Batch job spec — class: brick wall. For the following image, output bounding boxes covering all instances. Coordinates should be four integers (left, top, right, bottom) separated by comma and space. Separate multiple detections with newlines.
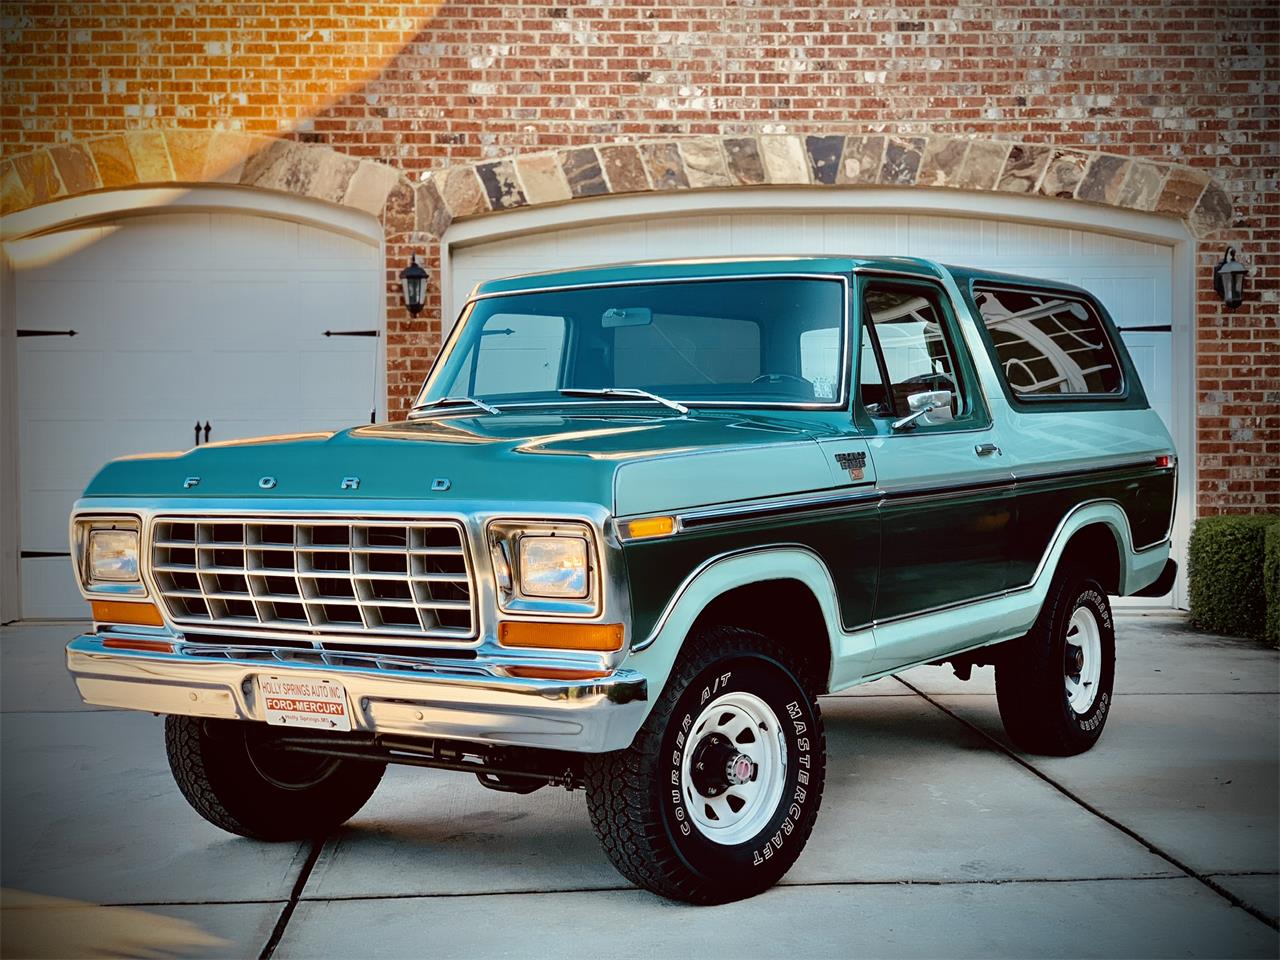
1, 1, 1276, 511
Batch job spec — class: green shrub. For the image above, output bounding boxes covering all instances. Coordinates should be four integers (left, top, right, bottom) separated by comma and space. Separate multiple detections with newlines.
1265, 522, 1280, 647
1187, 514, 1279, 639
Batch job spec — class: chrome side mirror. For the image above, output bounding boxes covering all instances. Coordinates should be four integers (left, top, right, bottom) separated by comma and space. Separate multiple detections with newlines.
892, 390, 953, 431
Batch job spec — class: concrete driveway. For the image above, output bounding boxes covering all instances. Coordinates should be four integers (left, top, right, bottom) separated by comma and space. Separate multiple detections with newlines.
2, 614, 1277, 958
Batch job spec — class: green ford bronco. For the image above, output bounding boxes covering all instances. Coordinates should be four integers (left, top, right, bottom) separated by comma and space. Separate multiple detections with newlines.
66, 256, 1177, 904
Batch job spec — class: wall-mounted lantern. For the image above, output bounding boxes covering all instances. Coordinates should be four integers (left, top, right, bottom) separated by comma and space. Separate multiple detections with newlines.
400, 253, 429, 317
1212, 247, 1247, 310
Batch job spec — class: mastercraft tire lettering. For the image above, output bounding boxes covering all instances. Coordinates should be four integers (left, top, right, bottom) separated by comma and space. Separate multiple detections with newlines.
585, 626, 826, 904
995, 568, 1118, 756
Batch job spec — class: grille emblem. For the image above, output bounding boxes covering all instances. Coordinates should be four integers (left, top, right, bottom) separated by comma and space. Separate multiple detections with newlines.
340, 477, 360, 490
259, 477, 277, 489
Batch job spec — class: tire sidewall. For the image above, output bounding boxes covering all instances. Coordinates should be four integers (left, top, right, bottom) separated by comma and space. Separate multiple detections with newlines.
656, 654, 822, 884
1051, 578, 1116, 742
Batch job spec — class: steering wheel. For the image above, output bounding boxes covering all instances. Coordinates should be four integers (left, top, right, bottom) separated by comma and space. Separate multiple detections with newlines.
901, 372, 954, 388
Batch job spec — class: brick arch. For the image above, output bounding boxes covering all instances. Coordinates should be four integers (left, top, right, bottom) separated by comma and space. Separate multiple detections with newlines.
0, 129, 415, 229
416, 133, 1233, 239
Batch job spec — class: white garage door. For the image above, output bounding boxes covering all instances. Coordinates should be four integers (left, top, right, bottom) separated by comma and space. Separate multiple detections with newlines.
449, 210, 1180, 605
10, 208, 382, 618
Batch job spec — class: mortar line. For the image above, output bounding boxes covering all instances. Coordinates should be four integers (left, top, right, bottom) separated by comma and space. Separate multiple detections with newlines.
894, 675, 1279, 932
259, 837, 325, 959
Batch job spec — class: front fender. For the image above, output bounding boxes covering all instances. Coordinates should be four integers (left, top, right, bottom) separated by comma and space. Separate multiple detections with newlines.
620, 546, 869, 715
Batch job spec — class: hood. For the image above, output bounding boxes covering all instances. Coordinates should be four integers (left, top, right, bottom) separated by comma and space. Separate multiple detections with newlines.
83, 410, 843, 514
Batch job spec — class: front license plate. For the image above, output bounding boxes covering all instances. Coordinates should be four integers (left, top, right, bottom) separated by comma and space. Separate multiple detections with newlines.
259, 676, 352, 731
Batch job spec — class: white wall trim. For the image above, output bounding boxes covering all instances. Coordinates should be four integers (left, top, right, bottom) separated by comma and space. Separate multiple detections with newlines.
0, 248, 19, 622
0, 185, 386, 246
440, 186, 1197, 609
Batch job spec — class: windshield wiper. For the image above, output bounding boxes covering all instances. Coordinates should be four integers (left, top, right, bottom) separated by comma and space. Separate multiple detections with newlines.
409, 395, 501, 418
560, 388, 689, 415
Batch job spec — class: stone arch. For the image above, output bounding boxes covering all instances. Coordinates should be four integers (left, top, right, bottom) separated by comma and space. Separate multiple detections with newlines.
415, 134, 1233, 240
0, 129, 415, 231
3, 130, 1234, 240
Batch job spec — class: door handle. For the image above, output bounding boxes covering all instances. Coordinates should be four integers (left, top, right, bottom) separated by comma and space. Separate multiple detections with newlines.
975, 442, 1001, 457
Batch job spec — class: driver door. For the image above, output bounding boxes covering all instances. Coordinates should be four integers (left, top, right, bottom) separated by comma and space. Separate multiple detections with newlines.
857, 277, 1015, 671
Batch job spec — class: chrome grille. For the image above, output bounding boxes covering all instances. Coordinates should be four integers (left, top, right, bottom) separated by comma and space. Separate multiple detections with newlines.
149, 518, 475, 642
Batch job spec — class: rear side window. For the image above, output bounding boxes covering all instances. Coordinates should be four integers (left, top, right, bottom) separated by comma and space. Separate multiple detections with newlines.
972, 284, 1123, 397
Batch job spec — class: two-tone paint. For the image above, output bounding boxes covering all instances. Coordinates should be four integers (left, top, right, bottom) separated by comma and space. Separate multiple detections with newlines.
64, 255, 1176, 753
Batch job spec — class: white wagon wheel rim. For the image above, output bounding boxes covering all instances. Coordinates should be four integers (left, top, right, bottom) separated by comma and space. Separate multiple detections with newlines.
1064, 605, 1103, 714
679, 690, 788, 846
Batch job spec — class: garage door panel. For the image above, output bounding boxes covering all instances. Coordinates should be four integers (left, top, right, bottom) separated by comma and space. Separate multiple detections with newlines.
88, 214, 213, 267
728, 214, 825, 253
906, 215, 1001, 259
820, 212, 903, 252
19, 418, 191, 549
293, 277, 381, 320
996, 220, 1073, 256
1078, 274, 1172, 330
643, 214, 728, 257
14, 206, 381, 617
298, 222, 380, 262
20, 347, 209, 419
299, 350, 379, 414
208, 212, 296, 265
19, 558, 82, 620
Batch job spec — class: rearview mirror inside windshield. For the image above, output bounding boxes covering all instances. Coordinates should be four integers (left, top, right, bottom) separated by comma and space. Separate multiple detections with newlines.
601, 306, 653, 328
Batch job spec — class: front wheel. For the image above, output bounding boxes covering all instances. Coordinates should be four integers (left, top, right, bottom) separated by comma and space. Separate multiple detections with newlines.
995, 567, 1117, 756
165, 716, 385, 840
585, 626, 825, 904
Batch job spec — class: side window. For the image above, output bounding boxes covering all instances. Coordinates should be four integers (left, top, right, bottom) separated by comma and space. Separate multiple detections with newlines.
972, 285, 1123, 397
859, 282, 962, 420
469, 313, 567, 395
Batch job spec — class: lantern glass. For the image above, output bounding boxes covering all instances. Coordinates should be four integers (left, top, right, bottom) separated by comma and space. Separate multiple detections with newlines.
1223, 265, 1244, 307
399, 253, 429, 316
402, 274, 425, 310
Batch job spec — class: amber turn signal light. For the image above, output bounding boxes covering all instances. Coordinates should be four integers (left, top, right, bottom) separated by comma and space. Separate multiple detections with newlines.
619, 515, 676, 540
91, 600, 166, 627
102, 637, 174, 653
498, 621, 625, 652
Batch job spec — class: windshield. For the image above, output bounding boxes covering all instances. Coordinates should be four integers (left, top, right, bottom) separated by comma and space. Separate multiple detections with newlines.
415, 276, 847, 411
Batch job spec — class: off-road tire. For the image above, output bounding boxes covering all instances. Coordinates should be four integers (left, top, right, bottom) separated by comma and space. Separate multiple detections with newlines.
584, 626, 826, 904
165, 716, 385, 840
995, 566, 1117, 756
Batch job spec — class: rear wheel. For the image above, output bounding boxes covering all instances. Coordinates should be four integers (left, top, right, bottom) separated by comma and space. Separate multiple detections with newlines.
995, 566, 1116, 755
165, 716, 385, 840
585, 626, 825, 904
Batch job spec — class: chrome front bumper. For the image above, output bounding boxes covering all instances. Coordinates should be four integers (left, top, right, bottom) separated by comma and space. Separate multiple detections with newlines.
66, 634, 648, 753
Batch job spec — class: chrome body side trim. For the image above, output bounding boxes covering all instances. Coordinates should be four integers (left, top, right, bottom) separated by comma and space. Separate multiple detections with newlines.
664, 455, 1169, 534
66, 633, 648, 753
676, 487, 880, 529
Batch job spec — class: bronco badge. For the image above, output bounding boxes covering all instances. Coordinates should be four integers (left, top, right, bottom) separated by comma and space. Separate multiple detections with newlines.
834, 451, 867, 481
